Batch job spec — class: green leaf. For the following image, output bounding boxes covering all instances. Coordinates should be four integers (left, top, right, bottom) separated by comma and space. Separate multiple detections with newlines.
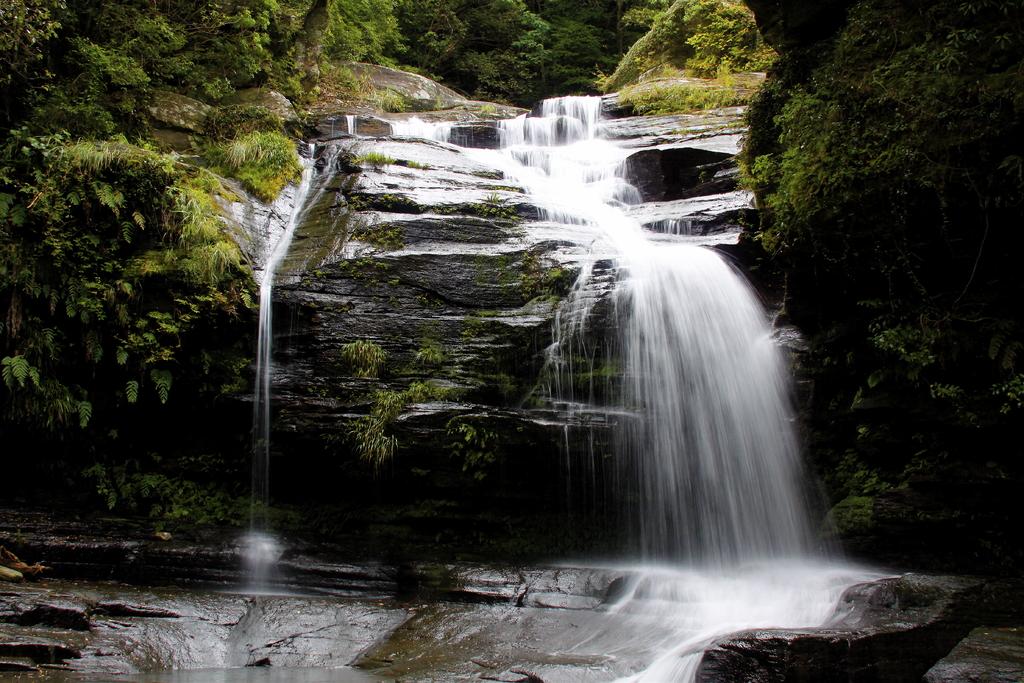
150, 369, 173, 404
125, 380, 139, 404
78, 400, 93, 428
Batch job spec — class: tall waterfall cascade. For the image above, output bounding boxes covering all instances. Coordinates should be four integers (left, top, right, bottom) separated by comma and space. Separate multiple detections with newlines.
386, 98, 875, 681
400, 97, 815, 562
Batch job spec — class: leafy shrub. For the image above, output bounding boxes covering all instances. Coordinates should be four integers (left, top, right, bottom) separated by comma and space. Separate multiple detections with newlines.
743, 0, 1024, 497
603, 0, 774, 92
204, 105, 283, 141
82, 463, 248, 526
339, 340, 387, 378
618, 79, 749, 114
0, 131, 252, 435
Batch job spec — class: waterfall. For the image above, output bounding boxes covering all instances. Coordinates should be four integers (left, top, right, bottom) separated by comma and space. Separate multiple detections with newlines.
491, 97, 813, 563
246, 142, 336, 588
251, 145, 315, 529
386, 97, 875, 681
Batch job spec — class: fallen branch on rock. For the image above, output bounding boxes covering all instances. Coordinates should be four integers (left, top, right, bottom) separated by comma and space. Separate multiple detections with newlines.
0, 546, 50, 577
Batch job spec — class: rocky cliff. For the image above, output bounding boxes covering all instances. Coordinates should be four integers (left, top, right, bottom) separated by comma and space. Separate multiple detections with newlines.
232, 97, 756, 556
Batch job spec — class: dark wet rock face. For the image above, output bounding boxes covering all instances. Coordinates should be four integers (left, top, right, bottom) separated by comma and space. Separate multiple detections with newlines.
925, 626, 1024, 683
696, 574, 1024, 683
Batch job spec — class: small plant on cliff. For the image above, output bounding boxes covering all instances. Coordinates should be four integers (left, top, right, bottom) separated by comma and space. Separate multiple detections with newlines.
370, 88, 409, 113
414, 339, 446, 368
354, 151, 396, 168
349, 382, 453, 471
339, 340, 387, 378
619, 80, 748, 115
446, 418, 500, 482
205, 131, 301, 202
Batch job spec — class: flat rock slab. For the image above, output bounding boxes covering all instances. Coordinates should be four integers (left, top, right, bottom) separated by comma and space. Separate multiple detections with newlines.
626, 190, 753, 236
925, 626, 1024, 683
0, 581, 407, 675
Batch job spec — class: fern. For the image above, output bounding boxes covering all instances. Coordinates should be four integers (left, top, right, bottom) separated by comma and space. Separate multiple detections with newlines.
150, 369, 173, 404
125, 380, 139, 403
93, 181, 125, 216
78, 400, 92, 428
1, 356, 40, 389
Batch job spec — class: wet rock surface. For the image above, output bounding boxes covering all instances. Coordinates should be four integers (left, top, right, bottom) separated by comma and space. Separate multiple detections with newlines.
0, 518, 1019, 683
924, 626, 1024, 683
0, 580, 405, 675
695, 574, 1024, 683
218, 102, 765, 548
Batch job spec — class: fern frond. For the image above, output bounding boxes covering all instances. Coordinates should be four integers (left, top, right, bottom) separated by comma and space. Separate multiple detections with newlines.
150, 368, 173, 404
78, 400, 92, 428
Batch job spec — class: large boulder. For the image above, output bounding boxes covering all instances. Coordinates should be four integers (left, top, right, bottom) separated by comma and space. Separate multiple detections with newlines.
345, 62, 469, 111
146, 91, 212, 132
222, 88, 299, 124
696, 574, 1024, 683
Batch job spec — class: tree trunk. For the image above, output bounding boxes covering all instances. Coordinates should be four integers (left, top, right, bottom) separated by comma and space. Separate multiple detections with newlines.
294, 0, 331, 91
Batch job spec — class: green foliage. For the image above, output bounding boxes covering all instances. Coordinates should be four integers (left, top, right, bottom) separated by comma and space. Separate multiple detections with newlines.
204, 131, 301, 202
603, 0, 773, 92
520, 251, 572, 303
394, 0, 656, 104
348, 381, 452, 471
323, 0, 402, 64
350, 221, 404, 250
368, 88, 410, 113
618, 78, 749, 114
414, 339, 446, 369
446, 417, 500, 481
339, 339, 387, 378
82, 463, 247, 526
9, 1, 285, 136
828, 495, 875, 536
354, 152, 397, 168
0, 129, 253, 437
204, 105, 284, 141
744, 0, 1024, 495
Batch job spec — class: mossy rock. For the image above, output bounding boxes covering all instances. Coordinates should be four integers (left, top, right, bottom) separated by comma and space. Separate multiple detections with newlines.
147, 91, 212, 133
828, 495, 875, 536
222, 88, 299, 124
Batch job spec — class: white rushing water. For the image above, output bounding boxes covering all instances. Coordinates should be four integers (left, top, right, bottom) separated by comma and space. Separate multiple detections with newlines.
251, 145, 315, 529
394, 97, 878, 680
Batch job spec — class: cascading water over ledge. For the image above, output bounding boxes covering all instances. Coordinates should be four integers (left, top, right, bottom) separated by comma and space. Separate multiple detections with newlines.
379, 95, 878, 680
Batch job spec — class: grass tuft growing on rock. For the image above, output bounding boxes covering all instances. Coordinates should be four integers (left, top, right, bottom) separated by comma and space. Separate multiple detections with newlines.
619, 78, 750, 115
354, 151, 396, 168
339, 340, 387, 378
205, 131, 301, 202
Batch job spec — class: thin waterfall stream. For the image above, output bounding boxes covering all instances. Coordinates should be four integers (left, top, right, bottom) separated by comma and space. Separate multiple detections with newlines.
244, 144, 318, 588
393, 97, 878, 681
